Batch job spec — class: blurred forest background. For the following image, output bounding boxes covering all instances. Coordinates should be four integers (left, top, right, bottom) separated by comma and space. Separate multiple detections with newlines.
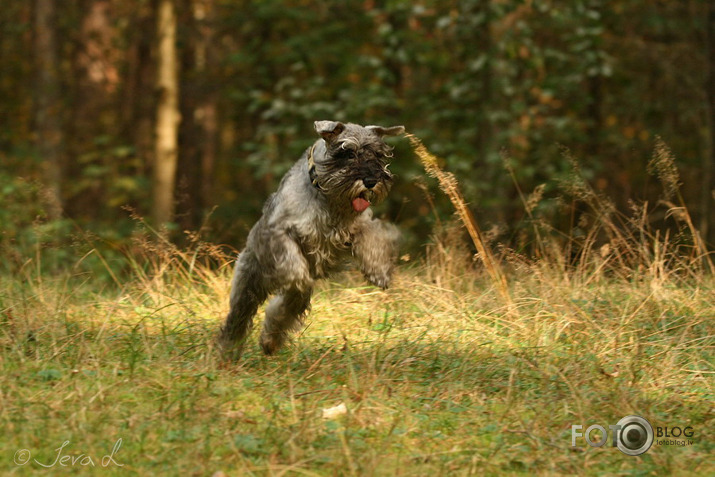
1, 0, 714, 267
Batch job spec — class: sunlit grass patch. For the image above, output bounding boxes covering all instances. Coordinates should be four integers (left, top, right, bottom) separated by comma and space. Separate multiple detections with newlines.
2, 245, 712, 475
2, 136, 713, 474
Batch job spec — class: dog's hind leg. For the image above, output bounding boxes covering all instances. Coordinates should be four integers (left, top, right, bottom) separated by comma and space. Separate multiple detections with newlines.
260, 287, 312, 355
217, 250, 268, 361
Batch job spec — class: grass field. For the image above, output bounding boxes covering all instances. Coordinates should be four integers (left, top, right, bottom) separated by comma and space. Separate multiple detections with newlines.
1, 232, 712, 476
3, 139, 713, 475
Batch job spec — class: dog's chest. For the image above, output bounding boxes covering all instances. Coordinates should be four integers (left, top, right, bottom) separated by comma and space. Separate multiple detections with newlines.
289, 221, 354, 278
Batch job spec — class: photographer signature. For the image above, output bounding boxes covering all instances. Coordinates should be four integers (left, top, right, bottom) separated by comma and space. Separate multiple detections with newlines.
14, 438, 124, 468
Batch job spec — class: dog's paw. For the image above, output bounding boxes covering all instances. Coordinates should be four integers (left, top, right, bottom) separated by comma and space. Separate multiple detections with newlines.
365, 272, 391, 290
259, 332, 286, 356
215, 334, 246, 363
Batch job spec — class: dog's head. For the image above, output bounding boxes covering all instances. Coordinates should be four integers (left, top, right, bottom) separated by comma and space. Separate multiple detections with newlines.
311, 121, 404, 214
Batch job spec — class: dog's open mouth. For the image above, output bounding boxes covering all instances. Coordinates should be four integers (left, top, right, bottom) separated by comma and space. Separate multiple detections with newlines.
351, 192, 372, 213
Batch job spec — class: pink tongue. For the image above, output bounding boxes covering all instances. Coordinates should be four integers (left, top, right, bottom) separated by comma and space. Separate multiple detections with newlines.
352, 197, 370, 212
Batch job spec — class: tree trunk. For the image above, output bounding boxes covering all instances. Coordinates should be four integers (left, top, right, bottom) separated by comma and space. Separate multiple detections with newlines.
199, 97, 218, 213
34, 0, 64, 220
197, 0, 218, 216
153, 0, 181, 227
177, 0, 200, 231
66, 0, 118, 219
175, 0, 218, 232
123, 4, 155, 180
704, 2, 715, 247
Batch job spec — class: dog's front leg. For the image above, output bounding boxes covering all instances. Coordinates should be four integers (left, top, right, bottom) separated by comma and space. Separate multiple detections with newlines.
351, 214, 400, 289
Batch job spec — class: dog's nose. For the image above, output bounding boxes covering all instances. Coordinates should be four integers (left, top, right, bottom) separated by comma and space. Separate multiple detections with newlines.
363, 178, 378, 189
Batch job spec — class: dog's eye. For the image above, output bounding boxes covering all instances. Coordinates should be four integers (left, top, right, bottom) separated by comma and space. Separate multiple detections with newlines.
335, 149, 357, 161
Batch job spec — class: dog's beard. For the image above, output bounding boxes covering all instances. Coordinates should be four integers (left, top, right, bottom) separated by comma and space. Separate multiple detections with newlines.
319, 173, 392, 214
345, 180, 390, 213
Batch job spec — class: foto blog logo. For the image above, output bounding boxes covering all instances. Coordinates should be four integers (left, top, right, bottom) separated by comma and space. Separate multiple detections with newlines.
571, 415, 654, 456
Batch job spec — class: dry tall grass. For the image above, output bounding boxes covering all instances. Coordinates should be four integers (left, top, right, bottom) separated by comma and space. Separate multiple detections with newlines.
1, 137, 712, 475
407, 133, 510, 304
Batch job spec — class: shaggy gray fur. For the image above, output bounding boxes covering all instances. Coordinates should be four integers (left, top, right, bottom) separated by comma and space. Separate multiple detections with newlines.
217, 121, 404, 360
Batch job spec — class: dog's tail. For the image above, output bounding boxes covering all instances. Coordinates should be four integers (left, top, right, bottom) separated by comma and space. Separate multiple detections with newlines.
217, 250, 267, 361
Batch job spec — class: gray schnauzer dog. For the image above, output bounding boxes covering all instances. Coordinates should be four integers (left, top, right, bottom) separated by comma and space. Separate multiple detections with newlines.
217, 120, 404, 360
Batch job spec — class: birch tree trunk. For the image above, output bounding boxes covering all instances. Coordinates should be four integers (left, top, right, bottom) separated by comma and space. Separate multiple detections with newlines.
153, 0, 180, 226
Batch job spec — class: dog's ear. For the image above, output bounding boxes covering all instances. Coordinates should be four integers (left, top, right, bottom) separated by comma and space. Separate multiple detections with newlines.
314, 121, 345, 142
366, 125, 405, 137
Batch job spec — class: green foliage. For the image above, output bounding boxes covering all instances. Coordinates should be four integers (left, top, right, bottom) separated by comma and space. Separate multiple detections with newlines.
0, 0, 712, 251
212, 0, 711, 248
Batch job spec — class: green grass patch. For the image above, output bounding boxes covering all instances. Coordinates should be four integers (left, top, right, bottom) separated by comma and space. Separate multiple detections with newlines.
1, 248, 713, 476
